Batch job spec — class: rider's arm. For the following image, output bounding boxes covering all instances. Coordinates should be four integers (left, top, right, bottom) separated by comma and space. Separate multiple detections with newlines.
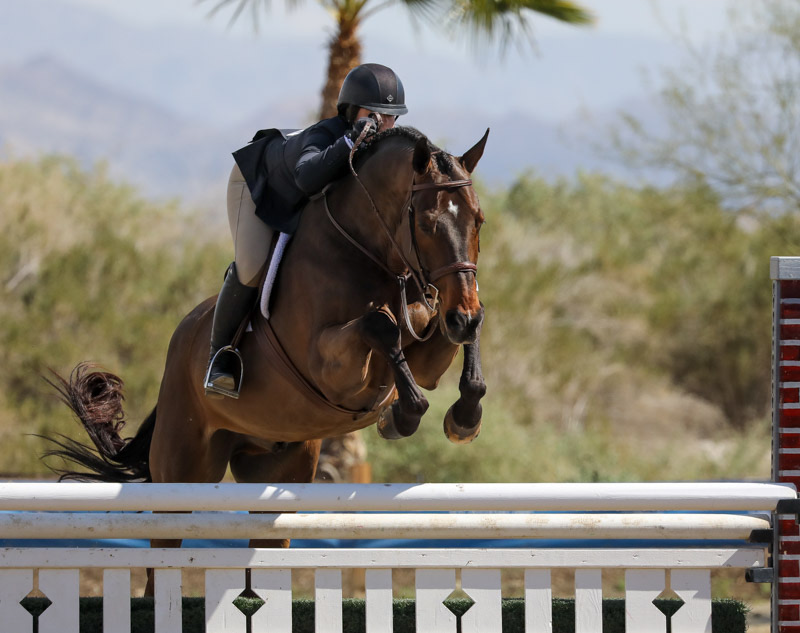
293, 127, 351, 196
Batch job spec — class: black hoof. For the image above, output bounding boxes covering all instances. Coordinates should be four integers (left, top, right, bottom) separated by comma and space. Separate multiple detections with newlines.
443, 403, 481, 444
376, 402, 421, 440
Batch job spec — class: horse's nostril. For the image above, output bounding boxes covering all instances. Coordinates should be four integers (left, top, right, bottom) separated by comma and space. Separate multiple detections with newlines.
446, 310, 468, 333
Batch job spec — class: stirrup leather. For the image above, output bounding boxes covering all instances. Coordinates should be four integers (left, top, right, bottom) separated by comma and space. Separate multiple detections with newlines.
204, 345, 244, 399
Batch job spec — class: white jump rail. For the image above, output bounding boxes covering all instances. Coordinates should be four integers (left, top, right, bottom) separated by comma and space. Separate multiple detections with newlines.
0, 480, 793, 511
1, 256, 800, 633
0, 481, 785, 633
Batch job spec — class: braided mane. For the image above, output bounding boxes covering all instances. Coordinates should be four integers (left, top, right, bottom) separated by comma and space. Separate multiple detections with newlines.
354, 125, 456, 176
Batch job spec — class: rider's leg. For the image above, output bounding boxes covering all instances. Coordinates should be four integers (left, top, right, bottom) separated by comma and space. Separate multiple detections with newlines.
204, 165, 272, 398
227, 164, 274, 287
205, 262, 259, 396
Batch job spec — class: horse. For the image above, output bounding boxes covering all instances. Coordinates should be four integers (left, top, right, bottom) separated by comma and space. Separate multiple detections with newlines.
46, 126, 489, 592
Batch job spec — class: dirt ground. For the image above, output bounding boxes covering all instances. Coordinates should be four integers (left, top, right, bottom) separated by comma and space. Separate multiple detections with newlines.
747, 601, 771, 633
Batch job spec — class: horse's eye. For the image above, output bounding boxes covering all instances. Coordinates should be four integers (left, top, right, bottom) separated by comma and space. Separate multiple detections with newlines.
417, 211, 437, 235
419, 219, 436, 235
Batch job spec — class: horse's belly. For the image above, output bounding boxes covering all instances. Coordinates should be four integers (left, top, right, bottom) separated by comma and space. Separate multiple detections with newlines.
223, 352, 391, 442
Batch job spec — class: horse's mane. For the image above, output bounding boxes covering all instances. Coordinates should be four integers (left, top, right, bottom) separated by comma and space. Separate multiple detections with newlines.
354, 126, 457, 176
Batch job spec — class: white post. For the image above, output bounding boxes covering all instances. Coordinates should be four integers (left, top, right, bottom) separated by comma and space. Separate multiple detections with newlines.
205, 569, 246, 633
0, 569, 33, 633
460, 569, 502, 633
251, 569, 292, 633
154, 569, 182, 633
38, 569, 79, 633
625, 569, 666, 633
670, 569, 712, 633
365, 569, 393, 633
574, 570, 603, 633
103, 569, 131, 633
524, 569, 552, 633
315, 568, 343, 633
415, 569, 457, 633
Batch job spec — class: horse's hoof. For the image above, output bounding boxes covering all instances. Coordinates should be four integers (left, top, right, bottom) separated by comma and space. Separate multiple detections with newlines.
377, 408, 405, 440
443, 405, 481, 444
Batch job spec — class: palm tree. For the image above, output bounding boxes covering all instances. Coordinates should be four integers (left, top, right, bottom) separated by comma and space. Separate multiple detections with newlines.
203, 0, 594, 118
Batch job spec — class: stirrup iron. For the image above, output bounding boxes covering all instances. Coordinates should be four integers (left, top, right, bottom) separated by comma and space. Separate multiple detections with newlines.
204, 345, 245, 399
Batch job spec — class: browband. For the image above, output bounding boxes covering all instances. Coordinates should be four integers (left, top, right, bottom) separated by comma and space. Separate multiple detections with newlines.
411, 179, 473, 192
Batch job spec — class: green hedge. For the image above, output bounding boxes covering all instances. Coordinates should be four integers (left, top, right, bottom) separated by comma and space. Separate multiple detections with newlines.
22, 597, 747, 632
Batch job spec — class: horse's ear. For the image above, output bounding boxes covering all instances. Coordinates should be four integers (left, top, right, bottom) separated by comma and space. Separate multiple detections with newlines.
413, 137, 432, 174
459, 128, 490, 173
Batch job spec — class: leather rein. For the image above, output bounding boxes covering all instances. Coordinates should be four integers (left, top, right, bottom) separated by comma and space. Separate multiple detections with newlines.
322, 129, 477, 342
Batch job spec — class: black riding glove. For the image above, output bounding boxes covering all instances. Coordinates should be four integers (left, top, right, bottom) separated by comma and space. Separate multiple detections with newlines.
347, 117, 377, 143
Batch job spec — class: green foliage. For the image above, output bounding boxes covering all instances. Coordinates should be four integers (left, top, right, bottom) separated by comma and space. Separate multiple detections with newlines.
0, 155, 788, 482
369, 170, 784, 483
0, 156, 230, 474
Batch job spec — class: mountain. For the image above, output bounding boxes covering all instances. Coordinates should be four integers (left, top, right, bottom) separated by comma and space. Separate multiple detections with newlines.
0, 56, 237, 205
0, 0, 327, 128
1, 55, 621, 208
0, 0, 674, 205
1, 0, 677, 131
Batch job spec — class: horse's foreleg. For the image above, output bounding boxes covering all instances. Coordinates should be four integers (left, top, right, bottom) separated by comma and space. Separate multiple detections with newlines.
443, 316, 486, 444
360, 307, 429, 439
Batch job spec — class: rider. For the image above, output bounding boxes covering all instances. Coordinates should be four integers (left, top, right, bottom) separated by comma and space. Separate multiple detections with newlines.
204, 62, 408, 399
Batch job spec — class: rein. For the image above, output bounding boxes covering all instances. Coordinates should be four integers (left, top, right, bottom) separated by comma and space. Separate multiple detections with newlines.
323, 128, 477, 342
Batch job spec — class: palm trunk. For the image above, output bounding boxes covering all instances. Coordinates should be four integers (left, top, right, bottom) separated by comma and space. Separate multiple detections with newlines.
319, 15, 362, 119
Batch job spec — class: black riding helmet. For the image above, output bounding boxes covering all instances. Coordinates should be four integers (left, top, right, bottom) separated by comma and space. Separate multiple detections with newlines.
337, 63, 408, 116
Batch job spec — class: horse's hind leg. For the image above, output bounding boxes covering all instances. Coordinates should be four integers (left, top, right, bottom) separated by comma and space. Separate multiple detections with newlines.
229, 439, 322, 548
143, 405, 232, 596
229, 440, 321, 597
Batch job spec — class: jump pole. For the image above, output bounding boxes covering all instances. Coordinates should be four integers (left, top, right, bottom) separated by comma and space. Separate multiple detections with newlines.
772, 257, 800, 633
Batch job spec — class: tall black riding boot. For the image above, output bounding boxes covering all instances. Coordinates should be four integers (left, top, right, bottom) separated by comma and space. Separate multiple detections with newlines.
204, 263, 259, 399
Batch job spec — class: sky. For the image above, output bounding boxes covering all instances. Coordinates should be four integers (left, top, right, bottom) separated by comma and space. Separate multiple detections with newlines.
0, 0, 747, 198
58, 0, 736, 123
70, 0, 731, 41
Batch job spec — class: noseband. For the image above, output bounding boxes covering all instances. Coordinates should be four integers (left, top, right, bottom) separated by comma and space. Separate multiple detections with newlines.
321, 132, 478, 341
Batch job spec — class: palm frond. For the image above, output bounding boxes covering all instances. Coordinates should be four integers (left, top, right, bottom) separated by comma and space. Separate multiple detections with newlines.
401, 0, 593, 53
196, 0, 307, 29
516, 0, 594, 25
389, 0, 441, 23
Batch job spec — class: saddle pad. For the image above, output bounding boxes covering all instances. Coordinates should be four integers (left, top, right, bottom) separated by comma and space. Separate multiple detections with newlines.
260, 232, 292, 319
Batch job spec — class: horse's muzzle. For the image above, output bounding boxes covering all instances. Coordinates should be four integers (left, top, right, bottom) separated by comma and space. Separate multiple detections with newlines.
444, 307, 483, 344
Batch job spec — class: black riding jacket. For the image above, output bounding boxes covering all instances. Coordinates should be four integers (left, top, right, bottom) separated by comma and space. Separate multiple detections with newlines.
232, 115, 351, 234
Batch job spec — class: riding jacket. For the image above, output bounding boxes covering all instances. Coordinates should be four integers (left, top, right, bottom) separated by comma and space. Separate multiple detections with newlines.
233, 115, 351, 234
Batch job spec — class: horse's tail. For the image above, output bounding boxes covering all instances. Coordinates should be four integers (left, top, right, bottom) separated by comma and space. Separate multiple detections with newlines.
42, 362, 154, 482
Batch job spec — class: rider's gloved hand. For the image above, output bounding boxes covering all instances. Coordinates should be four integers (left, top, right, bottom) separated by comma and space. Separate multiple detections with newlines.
347, 117, 377, 143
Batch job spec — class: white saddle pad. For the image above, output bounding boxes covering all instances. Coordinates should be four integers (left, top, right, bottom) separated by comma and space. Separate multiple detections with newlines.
260, 232, 292, 320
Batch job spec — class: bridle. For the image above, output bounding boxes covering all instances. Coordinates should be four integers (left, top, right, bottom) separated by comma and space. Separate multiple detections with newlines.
321, 129, 478, 341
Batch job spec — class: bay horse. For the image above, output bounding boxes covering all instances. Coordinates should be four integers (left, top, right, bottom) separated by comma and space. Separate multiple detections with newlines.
46, 126, 488, 590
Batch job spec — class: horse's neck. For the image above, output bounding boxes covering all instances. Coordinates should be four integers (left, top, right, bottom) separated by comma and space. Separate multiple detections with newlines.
338, 150, 412, 245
